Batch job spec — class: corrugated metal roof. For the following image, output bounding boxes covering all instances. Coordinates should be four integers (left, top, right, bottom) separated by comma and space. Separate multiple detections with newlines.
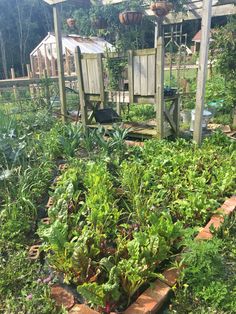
30, 33, 113, 58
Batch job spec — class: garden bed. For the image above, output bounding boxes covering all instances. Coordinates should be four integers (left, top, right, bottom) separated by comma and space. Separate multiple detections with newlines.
1, 113, 235, 313
49, 196, 236, 314
35, 128, 235, 313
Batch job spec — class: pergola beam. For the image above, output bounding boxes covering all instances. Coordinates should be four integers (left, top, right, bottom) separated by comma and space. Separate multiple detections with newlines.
103, 0, 236, 23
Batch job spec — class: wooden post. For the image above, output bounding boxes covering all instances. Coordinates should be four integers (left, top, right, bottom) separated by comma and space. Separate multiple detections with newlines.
44, 44, 51, 76
97, 53, 105, 109
233, 107, 236, 127
74, 47, 87, 125
27, 64, 33, 97
177, 24, 183, 87
155, 17, 165, 139
53, 4, 67, 122
50, 43, 56, 76
11, 67, 17, 100
193, 0, 213, 145
65, 48, 71, 76
169, 25, 174, 87
128, 50, 134, 104
30, 55, 35, 78
173, 96, 180, 137
37, 51, 43, 77
26, 64, 31, 79
11, 67, 15, 79
29, 84, 35, 99
44, 69, 51, 109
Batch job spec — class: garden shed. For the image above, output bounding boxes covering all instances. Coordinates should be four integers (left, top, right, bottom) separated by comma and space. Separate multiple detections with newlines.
192, 29, 215, 53
30, 32, 113, 77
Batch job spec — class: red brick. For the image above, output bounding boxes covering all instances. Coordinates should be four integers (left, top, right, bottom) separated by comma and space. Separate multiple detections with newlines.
162, 268, 180, 287
51, 285, 75, 310
195, 229, 213, 240
219, 196, 236, 215
58, 163, 68, 171
28, 245, 40, 260
69, 304, 99, 314
204, 215, 224, 233
125, 140, 145, 147
46, 197, 54, 208
124, 279, 171, 314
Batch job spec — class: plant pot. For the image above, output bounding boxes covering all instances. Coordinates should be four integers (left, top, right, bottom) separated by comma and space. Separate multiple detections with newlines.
67, 18, 76, 28
190, 109, 212, 132
92, 17, 108, 29
150, 1, 173, 17
181, 109, 191, 124
119, 11, 143, 26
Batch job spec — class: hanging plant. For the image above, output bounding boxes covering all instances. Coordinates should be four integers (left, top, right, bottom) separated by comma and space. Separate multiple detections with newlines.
150, 1, 173, 17
90, 0, 108, 30
149, 0, 187, 15
67, 18, 76, 28
91, 17, 108, 30
119, 0, 144, 26
119, 11, 143, 26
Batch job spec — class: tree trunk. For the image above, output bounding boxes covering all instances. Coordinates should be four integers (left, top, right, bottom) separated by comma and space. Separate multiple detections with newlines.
0, 31, 8, 79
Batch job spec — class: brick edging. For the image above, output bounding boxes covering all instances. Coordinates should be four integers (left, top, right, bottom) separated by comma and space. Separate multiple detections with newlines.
48, 168, 235, 314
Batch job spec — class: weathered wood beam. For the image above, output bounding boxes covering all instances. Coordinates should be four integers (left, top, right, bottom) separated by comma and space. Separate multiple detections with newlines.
193, 0, 213, 145
102, 0, 236, 22
53, 3, 67, 123
0, 76, 77, 88
148, 4, 236, 23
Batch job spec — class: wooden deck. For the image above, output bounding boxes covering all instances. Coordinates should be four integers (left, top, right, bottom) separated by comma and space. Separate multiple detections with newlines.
88, 121, 172, 139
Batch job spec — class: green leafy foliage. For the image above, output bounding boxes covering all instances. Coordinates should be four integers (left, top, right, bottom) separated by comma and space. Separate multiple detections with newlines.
167, 219, 236, 313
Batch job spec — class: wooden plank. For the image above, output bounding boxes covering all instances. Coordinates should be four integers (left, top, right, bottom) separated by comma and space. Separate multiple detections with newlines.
133, 56, 141, 95
44, 44, 50, 76
65, 48, 71, 76
140, 55, 148, 96
163, 3, 236, 23
134, 96, 155, 104
30, 56, 35, 78
147, 54, 155, 96
11, 68, 17, 100
93, 59, 100, 94
81, 59, 90, 93
50, 43, 56, 76
133, 48, 157, 56
87, 122, 172, 139
53, 4, 67, 123
155, 19, 165, 139
0, 75, 77, 88
173, 97, 180, 136
37, 50, 43, 77
164, 109, 177, 133
193, 0, 213, 144
128, 50, 134, 103
74, 46, 87, 126
81, 53, 97, 60
87, 58, 100, 94
26, 64, 31, 79
11, 68, 16, 79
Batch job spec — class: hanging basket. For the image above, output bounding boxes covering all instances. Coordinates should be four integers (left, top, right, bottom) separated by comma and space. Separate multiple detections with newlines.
150, 1, 173, 17
67, 18, 76, 28
119, 11, 143, 26
91, 17, 108, 30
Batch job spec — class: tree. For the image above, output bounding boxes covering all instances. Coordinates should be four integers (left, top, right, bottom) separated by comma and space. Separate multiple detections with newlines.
213, 17, 236, 125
